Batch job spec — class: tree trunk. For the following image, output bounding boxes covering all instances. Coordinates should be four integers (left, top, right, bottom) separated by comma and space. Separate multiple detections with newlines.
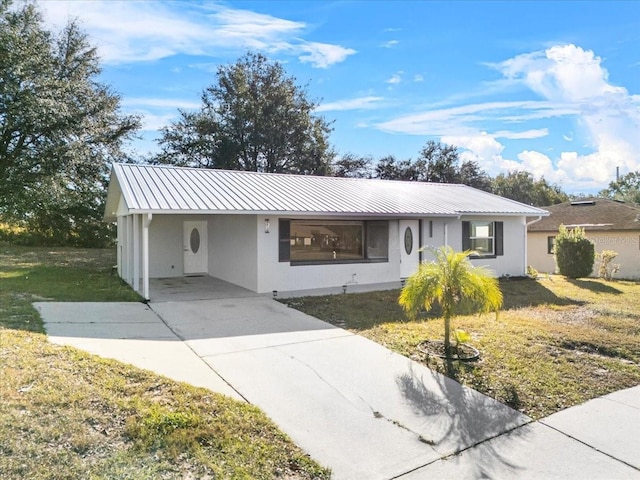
443, 313, 451, 355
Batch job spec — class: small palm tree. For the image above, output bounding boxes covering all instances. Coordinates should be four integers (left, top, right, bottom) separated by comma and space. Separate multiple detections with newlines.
399, 246, 503, 355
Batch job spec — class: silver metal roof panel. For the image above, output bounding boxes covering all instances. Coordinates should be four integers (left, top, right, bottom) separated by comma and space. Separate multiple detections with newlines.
105, 163, 549, 220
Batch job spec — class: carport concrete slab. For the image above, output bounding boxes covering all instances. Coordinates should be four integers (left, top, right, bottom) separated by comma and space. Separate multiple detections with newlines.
152, 297, 350, 356
400, 422, 640, 479
541, 385, 640, 470
36, 302, 243, 401
150, 276, 257, 302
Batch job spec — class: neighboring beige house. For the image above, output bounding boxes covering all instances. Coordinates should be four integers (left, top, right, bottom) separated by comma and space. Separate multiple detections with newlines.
528, 198, 640, 279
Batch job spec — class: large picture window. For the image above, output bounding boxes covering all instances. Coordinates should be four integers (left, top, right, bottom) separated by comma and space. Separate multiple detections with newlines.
462, 220, 503, 257
279, 219, 388, 264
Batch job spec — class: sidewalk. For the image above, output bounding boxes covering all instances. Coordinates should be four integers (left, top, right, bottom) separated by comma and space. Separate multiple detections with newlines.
400, 385, 640, 479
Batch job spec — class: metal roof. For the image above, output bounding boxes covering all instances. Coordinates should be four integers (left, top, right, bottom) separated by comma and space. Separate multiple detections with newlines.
104, 163, 549, 221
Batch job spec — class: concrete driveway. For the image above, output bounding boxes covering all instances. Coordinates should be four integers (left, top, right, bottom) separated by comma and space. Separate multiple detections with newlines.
36, 297, 640, 479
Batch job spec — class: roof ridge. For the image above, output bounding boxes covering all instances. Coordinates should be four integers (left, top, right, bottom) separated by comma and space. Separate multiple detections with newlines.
114, 162, 473, 188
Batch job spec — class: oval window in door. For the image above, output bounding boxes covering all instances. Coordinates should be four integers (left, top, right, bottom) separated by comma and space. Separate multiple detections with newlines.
190, 228, 200, 254
404, 227, 413, 255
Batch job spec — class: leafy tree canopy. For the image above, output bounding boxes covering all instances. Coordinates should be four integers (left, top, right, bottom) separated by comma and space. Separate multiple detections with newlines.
491, 171, 569, 207
371, 141, 492, 190
331, 153, 372, 178
155, 52, 334, 175
599, 171, 640, 204
0, 0, 140, 246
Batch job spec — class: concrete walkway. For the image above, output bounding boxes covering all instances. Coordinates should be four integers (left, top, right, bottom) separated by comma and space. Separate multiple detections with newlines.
36, 298, 640, 479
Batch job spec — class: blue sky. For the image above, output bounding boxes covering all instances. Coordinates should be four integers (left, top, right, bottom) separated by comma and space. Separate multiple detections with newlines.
40, 1, 640, 193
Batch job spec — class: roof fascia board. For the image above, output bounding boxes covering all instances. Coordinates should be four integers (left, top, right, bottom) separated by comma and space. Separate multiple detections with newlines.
123, 209, 547, 218
122, 209, 461, 218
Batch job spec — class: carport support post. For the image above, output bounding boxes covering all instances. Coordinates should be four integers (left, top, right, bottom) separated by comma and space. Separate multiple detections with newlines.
142, 213, 152, 301
133, 214, 140, 293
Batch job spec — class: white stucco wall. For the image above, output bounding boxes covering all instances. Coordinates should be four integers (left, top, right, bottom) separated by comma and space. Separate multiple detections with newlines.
139, 212, 531, 293
256, 216, 402, 293
209, 215, 258, 291
147, 214, 210, 277
458, 216, 528, 277
528, 230, 640, 279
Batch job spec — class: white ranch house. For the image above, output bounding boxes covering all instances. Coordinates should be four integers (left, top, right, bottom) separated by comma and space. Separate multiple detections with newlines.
104, 163, 549, 300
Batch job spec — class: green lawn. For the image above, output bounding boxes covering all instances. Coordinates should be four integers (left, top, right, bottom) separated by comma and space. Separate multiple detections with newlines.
281, 276, 640, 419
0, 244, 330, 479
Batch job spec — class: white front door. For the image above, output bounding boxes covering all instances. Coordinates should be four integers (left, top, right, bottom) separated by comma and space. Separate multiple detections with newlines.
183, 221, 208, 275
400, 220, 420, 278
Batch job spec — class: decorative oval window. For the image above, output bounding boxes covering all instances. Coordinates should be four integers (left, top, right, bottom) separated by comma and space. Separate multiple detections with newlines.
404, 227, 413, 255
190, 228, 200, 254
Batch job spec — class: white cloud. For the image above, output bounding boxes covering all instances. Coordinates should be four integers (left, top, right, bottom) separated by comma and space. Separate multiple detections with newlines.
376, 100, 573, 136
495, 45, 625, 102
386, 72, 403, 85
122, 98, 201, 110
413, 74, 424, 82
297, 42, 357, 69
380, 40, 399, 48
493, 129, 549, 140
316, 96, 384, 112
38, 1, 355, 68
494, 43, 640, 188
134, 112, 178, 132
378, 44, 640, 191
442, 133, 507, 173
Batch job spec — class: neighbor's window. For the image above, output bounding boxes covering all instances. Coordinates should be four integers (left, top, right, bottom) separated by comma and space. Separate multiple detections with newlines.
280, 220, 388, 264
462, 220, 504, 257
547, 236, 556, 254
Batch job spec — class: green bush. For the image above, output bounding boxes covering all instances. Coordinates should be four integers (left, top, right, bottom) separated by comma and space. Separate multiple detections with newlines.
554, 225, 595, 278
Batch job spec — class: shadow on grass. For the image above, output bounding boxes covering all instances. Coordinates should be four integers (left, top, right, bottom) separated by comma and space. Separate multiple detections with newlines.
567, 278, 624, 295
283, 278, 585, 332
499, 277, 579, 310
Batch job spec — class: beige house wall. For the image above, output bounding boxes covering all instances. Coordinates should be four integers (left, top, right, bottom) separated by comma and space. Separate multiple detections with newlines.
528, 230, 640, 279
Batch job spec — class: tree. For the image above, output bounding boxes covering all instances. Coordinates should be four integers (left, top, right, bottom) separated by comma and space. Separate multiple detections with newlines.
491, 171, 569, 206
399, 246, 503, 355
458, 160, 492, 191
0, 1, 140, 246
156, 52, 334, 175
599, 171, 640, 204
373, 141, 491, 190
554, 225, 595, 279
374, 155, 423, 181
331, 153, 372, 178
418, 140, 460, 183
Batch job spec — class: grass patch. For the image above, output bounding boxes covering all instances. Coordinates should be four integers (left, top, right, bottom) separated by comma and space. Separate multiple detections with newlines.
0, 244, 141, 332
0, 244, 330, 479
281, 276, 640, 419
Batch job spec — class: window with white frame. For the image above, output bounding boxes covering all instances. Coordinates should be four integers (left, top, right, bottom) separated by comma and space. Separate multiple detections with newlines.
462, 220, 504, 257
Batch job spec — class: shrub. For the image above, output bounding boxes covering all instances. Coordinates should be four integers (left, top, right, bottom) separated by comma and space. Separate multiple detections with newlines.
596, 250, 620, 280
554, 225, 595, 278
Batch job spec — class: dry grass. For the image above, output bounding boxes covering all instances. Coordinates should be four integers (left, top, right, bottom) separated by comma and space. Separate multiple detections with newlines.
0, 244, 330, 479
282, 276, 640, 419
